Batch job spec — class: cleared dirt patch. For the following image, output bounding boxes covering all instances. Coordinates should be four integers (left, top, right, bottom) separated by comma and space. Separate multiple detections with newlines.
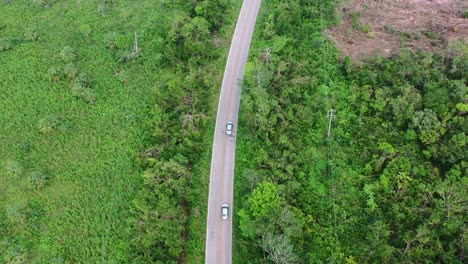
327, 0, 468, 58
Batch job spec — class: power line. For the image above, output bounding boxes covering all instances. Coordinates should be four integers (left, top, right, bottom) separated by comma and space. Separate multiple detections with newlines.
319, 0, 339, 261
327, 109, 338, 263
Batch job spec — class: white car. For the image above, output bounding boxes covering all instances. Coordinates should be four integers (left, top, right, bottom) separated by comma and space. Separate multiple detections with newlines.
221, 204, 229, 220
226, 122, 233, 135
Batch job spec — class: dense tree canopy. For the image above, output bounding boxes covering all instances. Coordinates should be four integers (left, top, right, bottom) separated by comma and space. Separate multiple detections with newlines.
235, 0, 467, 263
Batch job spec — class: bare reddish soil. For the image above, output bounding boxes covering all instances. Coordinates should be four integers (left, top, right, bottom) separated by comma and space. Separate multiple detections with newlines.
327, 0, 468, 58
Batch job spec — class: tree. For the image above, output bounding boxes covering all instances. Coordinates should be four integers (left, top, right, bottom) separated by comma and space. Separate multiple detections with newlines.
132, 159, 190, 263
411, 109, 443, 145
259, 233, 298, 264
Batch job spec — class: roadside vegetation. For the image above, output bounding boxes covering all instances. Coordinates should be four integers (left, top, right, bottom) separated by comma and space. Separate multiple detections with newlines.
1, 0, 237, 263
234, 0, 467, 263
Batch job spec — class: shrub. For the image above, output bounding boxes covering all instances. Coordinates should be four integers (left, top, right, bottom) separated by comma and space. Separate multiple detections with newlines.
32, 0, 55, 9
0, 38, 12, 52
72, 82, 95, 104
97, 3, 108, 17
117, 50, 140, 63
24, 198, 45, 224
97, 0, 115, 17
350, 12, 362, 30
24, 26, 39, 41
59, 46, 76, 62
104, 32, 118, 50
47, 67, 62, 82
28, 171, 50, 190
4, 160, 23, 178
37, 115, 60, 133
79, 24, 92, 37
77, 72, 92, 87
63, 63, 78, 79
114, 70, 129, 84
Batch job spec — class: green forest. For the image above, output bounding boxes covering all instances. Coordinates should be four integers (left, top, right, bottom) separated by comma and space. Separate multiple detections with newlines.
1, 0, 466, 263
234, 0, 467, 263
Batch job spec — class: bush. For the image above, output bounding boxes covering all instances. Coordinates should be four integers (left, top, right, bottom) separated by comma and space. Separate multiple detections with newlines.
63, 62, 78, 79
47, 67, 62, 82
72, 82, 95, 104
4, 160, 23, 178
37, 115, 60, 134
59, 46, 76, 62
24, 26, 39, 41
0, 38, 12, 52
32, 0, 55, 9
104, 32, 118, 50
28, 171, 50, 190
77, 72, 92, 87
79, 24, 92, 37
462, 9, 468, 19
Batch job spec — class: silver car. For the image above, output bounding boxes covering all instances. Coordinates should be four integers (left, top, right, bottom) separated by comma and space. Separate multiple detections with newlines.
221, 204, 229, 220
226, 122, 233, 135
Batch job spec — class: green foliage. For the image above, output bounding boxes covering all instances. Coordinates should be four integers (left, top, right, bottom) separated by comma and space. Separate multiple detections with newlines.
96, 0, 114, 18
349, 11, 365, 32
78, 24, 91, 37
0, 38, 12, 52
28, 171, 50, 190
132, 159, 189, 263
235, 0, 467, 263
384, 24, 423, 41
0, 0, 234, 262
37, 115, 60, 134
126, 0, 236, 262
411, 109, 442, 145
76, 72, 92, 87
2, 0, 464, 263
238, 181, 304, 262
63, 62, 77, 79
24, 26, 39, 41
59, 46, 76, 62
47, 67, 62, 82
167, 15, 213, 65
248, 182, 281, 218
71, 82, 95, 104
194, 0, 230, 31
104, 32, 118, 50
4, 160, 23, 179
32, 0, 56, 9
462, 9, 468, 19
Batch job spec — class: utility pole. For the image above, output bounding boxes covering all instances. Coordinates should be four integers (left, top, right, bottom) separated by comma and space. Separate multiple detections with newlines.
327, 109, 336, 138
327, 108, 338, 264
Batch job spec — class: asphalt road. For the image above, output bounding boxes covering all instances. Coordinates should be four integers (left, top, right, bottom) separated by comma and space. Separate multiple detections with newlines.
204, 0, 262, 263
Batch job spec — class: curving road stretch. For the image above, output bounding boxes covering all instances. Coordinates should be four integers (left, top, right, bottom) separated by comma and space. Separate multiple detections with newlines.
204, 0, 262, 263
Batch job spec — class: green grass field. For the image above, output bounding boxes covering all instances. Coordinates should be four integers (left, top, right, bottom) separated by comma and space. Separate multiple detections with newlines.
0, 1, 164, 262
